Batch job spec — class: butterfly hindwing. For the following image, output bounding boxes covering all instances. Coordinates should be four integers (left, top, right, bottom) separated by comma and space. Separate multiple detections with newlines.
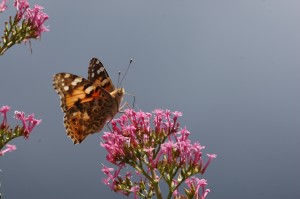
53, 73, 114, 144
62, 92, 115, 144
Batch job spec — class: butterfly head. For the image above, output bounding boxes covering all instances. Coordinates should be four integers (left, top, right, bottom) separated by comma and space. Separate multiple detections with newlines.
110, 87, 125, 105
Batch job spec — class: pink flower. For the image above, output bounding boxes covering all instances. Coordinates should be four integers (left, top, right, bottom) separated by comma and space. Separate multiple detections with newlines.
201, 153, 217, 173
14, 0, 29, 18
185, 177, 210, 199
26, 113, 42, 132
203, 189, 211, 199
0, 144, 17, 156
102, 165, 114, 177
14, 110, 42, 138
130, 185, 140, 199
6, 144, 16, 151
0, 105, 10, 128
14, 0, 49, 37
172, 110, 182, 126
0, 105, 10, 115
0, 0, 8, 12
26, 5, 49, 37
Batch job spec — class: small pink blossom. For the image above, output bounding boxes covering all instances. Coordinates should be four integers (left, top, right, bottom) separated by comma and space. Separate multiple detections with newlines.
0, 0, 8, 12
0, 105, 10, 115
14, 111, 26, 128
14, 0, 29, 18
102, 177, 111, 186
172, 110, 182, 126
0, 105, 10, 128
0, 144, 17, 156
102, 165, 114, 177
185, 177, 210, 199
6, 144, 16, 151
130, 185, 140, 199
203, 189, 211, 199
26, 5, 49, 37
26, 113, 42, 132
14, 0, 29, 11
201, 153, 217, 174
102, 165, 114, 172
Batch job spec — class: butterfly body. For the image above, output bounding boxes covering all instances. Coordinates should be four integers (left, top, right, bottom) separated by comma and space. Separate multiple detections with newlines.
53, 58, 124, 144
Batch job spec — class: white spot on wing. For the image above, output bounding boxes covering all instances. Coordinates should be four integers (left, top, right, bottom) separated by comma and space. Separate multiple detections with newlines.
84, 86, 94, 94
74, 77, 82, 82
64, 86, 69, 91
71, 77, 82, 86
64, 74, 70, 78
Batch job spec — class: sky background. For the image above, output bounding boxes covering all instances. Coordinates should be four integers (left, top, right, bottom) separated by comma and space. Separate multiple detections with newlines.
1, 0, 300, 198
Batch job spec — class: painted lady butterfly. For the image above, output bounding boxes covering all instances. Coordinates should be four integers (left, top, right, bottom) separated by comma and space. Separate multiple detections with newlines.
53, 58, 124, 144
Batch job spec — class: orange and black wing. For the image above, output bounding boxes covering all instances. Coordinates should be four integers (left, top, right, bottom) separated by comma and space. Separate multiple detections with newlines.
53, 73, 113, 144
88, 58, 115, 93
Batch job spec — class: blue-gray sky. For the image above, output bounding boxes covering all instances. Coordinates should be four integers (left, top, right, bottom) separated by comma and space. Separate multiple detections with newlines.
1, 0, 300, 198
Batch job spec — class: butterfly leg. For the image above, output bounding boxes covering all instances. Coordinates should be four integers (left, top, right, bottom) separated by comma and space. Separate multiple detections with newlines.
106, 120, 112, 132
118, 101, 133, 113
124, 92, 136, 109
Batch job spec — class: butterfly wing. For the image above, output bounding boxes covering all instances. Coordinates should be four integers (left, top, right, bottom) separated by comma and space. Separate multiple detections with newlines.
88, 58, 115, 92
53, 73, 115, 144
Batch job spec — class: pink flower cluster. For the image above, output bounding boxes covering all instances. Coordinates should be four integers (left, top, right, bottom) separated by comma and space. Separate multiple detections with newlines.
0, 0, 49, 55
101, 109, 216, 198
1, 0, 49, 37
0, 105, 41, 156
14, 110, 42, 138
14, 0, 49, 37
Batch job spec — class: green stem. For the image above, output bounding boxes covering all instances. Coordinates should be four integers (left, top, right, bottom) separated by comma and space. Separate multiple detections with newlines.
0, 127, 23, 151
150, 168, 163, 199
0, 16, 36, 55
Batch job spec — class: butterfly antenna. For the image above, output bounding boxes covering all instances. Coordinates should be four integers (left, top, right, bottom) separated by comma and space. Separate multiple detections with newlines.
120, 59, 133, 86
117, 71, 121, 88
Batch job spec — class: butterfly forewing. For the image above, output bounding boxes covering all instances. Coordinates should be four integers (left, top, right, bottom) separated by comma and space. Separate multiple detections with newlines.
88, 58, 115, 93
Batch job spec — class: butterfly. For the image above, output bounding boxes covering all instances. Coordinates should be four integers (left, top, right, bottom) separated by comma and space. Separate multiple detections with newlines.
53, 58, 125, 144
